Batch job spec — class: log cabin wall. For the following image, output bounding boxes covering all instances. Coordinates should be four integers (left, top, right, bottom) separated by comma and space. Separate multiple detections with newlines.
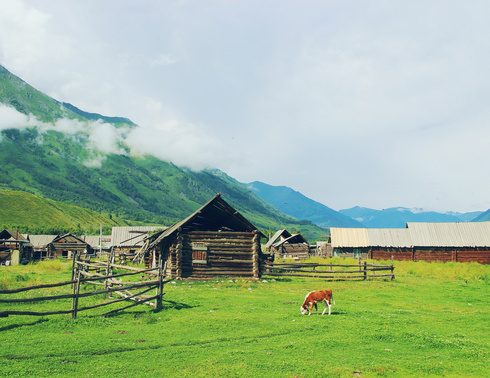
173, 230, 257, 279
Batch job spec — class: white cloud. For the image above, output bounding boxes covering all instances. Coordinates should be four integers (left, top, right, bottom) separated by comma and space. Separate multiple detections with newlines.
0, 104, 37, 130
1, 0, 489, 212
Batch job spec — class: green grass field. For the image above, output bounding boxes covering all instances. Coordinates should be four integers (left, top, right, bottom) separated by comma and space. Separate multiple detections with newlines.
0, 259, 488, 377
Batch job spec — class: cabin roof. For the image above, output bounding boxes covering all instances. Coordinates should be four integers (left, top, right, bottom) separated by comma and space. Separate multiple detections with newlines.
150, 193, 261, 248
0, 229, 30, 243
28, 235, 58, 248
264, 229, 292, 249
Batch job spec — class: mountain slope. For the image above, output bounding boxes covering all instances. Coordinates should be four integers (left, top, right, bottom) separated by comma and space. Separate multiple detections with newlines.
0, 64, 327, 241
0, 189, 129, 234
247, 181, 363, 228
473, 209, 490, 222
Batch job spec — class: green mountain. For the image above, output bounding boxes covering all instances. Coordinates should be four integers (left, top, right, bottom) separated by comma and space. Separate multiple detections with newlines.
247, 181, 362, 228
0, 64, 326, 241
473, 209, 490, 222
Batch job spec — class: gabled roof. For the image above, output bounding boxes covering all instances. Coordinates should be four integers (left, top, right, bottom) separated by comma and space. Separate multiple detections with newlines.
0, 229, 30, 243
29, 235, 58, 248
52, 233, 90, 245
272, 233, 309, 248
150, 193, 261, 248
265, 229, 292, 249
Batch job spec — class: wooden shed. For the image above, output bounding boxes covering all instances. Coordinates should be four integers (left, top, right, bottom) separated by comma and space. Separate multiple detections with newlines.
29, 233, 93, 260
145, 193, 266, 280
265, 229, 310, 260
0, 229, 32, 265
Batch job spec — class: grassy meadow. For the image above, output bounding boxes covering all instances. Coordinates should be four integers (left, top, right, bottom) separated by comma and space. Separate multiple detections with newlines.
0, 258, 488, 377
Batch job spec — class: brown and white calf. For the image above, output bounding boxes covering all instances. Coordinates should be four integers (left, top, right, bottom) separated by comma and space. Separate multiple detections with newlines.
300, 290, 335, 315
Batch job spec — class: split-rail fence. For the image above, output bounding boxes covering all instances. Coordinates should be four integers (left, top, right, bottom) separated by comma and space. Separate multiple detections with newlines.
261, 258, 394, 280
0, 252, 168, 319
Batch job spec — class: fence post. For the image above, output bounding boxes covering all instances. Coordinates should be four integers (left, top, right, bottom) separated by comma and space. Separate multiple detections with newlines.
72, 256, 81, 319
391, 256, 395, 280
363, 261, 367, 280
71, 251, 77, 285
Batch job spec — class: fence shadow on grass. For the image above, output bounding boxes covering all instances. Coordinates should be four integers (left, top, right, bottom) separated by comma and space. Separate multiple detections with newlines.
160, 300, 197, 311
0, 318, 49, 333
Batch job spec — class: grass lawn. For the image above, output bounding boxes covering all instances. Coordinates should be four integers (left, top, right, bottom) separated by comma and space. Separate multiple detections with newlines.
0, 259, 488, 377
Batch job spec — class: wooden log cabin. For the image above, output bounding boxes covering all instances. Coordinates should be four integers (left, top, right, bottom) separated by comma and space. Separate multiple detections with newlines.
144, 193, 267, 280
29, 233, 93, 260
265, 229, 310, 260
0, 229, 32, 265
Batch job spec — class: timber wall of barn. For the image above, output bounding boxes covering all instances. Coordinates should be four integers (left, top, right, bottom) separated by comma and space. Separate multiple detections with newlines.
369, 247, 490, 264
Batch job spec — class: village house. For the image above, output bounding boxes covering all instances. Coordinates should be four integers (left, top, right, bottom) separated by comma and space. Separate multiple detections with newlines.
144, 193, 267, 279
0, 229, 32, 265
264, 229, 310, 260
28, 233, 93, 260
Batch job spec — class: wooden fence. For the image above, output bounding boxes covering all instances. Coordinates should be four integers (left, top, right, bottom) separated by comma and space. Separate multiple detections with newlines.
261, 258, 394, 280
0, 252, 168, 319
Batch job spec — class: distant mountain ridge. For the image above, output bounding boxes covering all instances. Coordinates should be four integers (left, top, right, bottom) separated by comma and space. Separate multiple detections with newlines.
339, 206, 483, 228
246, 181, 362, 228
246, 181, 485, 229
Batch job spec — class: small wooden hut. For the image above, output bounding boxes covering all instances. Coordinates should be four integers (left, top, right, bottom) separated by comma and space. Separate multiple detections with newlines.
0, 229, 32, 265
145, 193, 266, 280
29, 233, 92, 260
265, 229, 310, 260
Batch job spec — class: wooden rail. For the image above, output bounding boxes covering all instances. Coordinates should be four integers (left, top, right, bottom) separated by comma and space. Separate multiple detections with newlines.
261, 258, 394, 280
0, 251, 167, 319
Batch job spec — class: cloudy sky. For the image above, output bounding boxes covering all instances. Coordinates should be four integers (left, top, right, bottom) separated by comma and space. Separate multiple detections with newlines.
1, 0, 489, 213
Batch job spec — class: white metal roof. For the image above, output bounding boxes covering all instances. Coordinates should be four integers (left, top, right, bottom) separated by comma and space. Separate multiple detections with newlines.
111, 226, 164, 247
367, 228, 413, 248
330, 222, 490, 248
29, 235, 58, 248
407, 222, 490, 247
80, 235, 112, 248
330, 228, 370, 248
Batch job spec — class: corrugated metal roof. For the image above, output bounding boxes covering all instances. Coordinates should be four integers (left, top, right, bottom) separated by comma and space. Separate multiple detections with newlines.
111, 226, 164, 247
330, 222, 490, 248
80, 235, 112, 248
407, 222, 490, 247
330, 228, 369, 248
368, 228, 413, 248
29, 235, 58, 248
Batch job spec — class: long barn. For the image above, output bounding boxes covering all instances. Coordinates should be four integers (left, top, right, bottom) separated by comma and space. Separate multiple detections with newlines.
328, 222, 490, 264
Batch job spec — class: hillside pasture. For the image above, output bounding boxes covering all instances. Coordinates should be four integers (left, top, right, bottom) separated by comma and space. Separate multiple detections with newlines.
0, 258, 488, 377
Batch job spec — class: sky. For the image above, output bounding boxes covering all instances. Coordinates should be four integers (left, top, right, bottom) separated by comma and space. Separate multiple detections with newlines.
0, 0, 489, 213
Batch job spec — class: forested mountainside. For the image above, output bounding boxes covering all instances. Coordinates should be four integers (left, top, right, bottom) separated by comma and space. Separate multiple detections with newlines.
0, 64, 326, 240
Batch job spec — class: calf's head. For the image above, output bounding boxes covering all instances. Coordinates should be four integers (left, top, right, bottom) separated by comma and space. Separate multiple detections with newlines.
300, 305, 309, 315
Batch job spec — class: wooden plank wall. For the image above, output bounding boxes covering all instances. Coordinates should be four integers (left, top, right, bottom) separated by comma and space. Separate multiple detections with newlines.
371, 248, 490, 264
180, 231, 256, 279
